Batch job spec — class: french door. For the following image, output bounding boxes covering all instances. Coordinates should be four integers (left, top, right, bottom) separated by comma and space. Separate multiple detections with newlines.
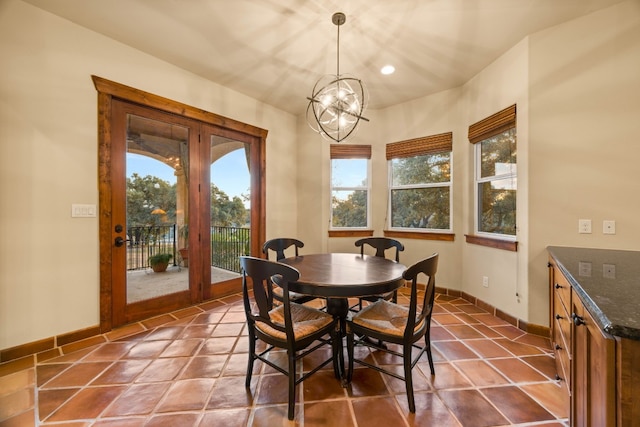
95, 76, 266, 330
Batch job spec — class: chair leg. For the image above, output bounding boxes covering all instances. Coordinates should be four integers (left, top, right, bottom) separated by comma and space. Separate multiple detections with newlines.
404, 344, 415, 413
331, 327, 342, 380
245, 330, 256, 387
346, 330, 355, 383
287, 353, 296, 420
425, 334, 435, 375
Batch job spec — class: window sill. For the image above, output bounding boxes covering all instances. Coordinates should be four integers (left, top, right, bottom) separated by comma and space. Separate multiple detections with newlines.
328, 229, 373, 238
465, 234, 517, 252
384, 230, 455, 241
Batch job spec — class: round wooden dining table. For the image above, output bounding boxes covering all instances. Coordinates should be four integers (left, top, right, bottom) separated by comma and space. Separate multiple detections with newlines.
280, 253, 406, 380
280, 252, 406, 300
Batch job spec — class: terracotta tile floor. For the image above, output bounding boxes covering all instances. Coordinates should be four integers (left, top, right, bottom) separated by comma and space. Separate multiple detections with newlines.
1, 291, 569, 426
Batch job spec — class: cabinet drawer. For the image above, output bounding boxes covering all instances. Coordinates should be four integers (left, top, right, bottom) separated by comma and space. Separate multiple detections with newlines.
552, 266, 571, 313
552, 310, 571, 388
553, 289, 572, 357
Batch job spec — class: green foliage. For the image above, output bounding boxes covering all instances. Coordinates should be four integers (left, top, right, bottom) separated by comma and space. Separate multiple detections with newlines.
126, 173, 249, 229
126, 173, 176, 227
211, 183, 248, 226
391, 154, 450, 186
478, 128, 517, 235
479, 183, 516, 235
148, 252, 173, 266
390, 153, 451, 230
479, 129, 516, 178
391, 187, 450, 229
332, 190, 367, 227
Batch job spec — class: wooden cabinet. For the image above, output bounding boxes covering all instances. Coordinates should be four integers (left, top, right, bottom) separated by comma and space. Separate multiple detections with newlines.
571, 289, 615, 426
550, 261, 572, 392
549, 256, 640, 426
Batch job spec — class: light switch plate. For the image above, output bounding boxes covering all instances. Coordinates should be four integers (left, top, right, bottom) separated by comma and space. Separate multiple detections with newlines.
71, 204, 96, 218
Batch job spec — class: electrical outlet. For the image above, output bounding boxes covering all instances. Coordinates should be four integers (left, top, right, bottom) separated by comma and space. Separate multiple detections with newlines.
603, 220, 616, 235
578, 219, 592, 234
603, 264, 616, 279
482, 276, 489, 287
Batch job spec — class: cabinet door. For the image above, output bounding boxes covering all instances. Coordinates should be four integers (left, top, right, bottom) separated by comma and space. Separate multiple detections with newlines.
572, 291, 615, 427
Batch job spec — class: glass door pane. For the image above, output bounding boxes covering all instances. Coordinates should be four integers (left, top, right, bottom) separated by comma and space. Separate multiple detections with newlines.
125, 114, 190, 302
209, 136, 249, 284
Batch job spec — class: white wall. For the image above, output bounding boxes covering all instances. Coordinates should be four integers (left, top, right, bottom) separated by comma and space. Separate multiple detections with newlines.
0, 0, 298, 349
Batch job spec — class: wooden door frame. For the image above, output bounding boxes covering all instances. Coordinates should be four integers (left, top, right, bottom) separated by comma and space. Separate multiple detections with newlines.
92, 75, 267, 332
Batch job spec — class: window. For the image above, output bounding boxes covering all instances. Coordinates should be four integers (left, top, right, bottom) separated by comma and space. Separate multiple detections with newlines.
330, 144, 371, 228
469, 105, 517, 238
386, 133, 452, 231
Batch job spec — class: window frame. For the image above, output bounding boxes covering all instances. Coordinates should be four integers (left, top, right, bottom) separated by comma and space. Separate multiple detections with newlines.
329, 144, 371, 230
469, 105, 517, 243
386, 132, 453, 234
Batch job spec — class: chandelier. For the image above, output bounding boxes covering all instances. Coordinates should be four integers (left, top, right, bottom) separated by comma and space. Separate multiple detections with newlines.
306, 12, 369, 143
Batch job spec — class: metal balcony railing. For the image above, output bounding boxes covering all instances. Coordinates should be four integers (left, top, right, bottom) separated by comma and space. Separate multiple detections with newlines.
126, 225, 177, 271
211, 225, 250, 273
126, 224, 249, 273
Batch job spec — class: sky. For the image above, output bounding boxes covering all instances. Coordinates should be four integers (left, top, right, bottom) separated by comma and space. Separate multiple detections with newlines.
127, 150, 250, 199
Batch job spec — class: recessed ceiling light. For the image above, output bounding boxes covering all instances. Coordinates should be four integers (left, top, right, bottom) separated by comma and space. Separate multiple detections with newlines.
381, 65, 395, 75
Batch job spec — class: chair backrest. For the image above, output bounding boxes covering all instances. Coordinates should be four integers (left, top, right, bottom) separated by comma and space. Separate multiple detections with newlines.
402, 253, 439, 338
262, 238, 304, 261
355, 237, 404, 262
239, 256, 300, 335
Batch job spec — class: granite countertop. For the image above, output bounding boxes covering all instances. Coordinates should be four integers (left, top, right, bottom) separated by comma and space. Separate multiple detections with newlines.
548, 246, 640, 340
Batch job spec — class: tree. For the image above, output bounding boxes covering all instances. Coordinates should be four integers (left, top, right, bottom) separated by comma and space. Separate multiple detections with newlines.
478, 129, 517, 235
211, 183, 248, 226
126, 174, 248, 231
390, 154, 451, 229
332, 190, 367, 227
126, 173, 176, 226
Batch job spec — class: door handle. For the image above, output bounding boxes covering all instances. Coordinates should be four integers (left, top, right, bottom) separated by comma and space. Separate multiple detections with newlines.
114, 236, 125, 247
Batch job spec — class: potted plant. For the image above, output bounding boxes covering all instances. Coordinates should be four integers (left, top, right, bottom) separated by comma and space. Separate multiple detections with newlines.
178, 224, 189, 267
149, 252, 173, 272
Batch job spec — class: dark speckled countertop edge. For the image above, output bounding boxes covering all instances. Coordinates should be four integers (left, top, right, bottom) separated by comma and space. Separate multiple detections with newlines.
548, 246, 640, 341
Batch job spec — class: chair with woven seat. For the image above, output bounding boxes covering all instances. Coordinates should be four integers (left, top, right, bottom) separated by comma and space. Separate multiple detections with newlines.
354, 237, 405, 310
240, 256, 341, 420
262, 238, 321, 306
346, 253, 439, 413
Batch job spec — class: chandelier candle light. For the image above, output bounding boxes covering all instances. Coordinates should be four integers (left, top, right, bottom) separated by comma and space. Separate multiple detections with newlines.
307, 12, 369, 143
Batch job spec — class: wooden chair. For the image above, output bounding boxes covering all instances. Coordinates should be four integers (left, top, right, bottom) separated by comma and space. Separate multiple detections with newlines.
262, 238, 321, 306
354, 237, 405, 309
240, 256, 341, 420
346, 253, 439, 412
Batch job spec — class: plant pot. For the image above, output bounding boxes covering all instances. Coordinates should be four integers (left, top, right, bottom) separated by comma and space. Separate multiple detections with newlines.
179, 248, 189, 267
152, 262, 169, 273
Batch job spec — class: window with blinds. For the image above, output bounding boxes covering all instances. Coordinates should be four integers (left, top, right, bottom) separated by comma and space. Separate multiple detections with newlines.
386, 132, 452, 231
469, 105, 517, 238
330, 144, 371, 229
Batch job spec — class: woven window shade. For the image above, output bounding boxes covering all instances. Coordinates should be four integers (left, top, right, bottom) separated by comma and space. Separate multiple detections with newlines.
330, 144, 371, 159
386, 132, 452, 160
468, 104, 516, 144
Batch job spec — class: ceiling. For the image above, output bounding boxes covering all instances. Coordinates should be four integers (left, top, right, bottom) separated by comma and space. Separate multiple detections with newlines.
24, 0, 624, 115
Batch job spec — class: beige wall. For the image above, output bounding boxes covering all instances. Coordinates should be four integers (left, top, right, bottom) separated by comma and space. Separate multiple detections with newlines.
527, 0, 640, 324
297, 0, 640, 328
0, 0, 298, 349
2, 0, 639, 350
460, 38, 530, 322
